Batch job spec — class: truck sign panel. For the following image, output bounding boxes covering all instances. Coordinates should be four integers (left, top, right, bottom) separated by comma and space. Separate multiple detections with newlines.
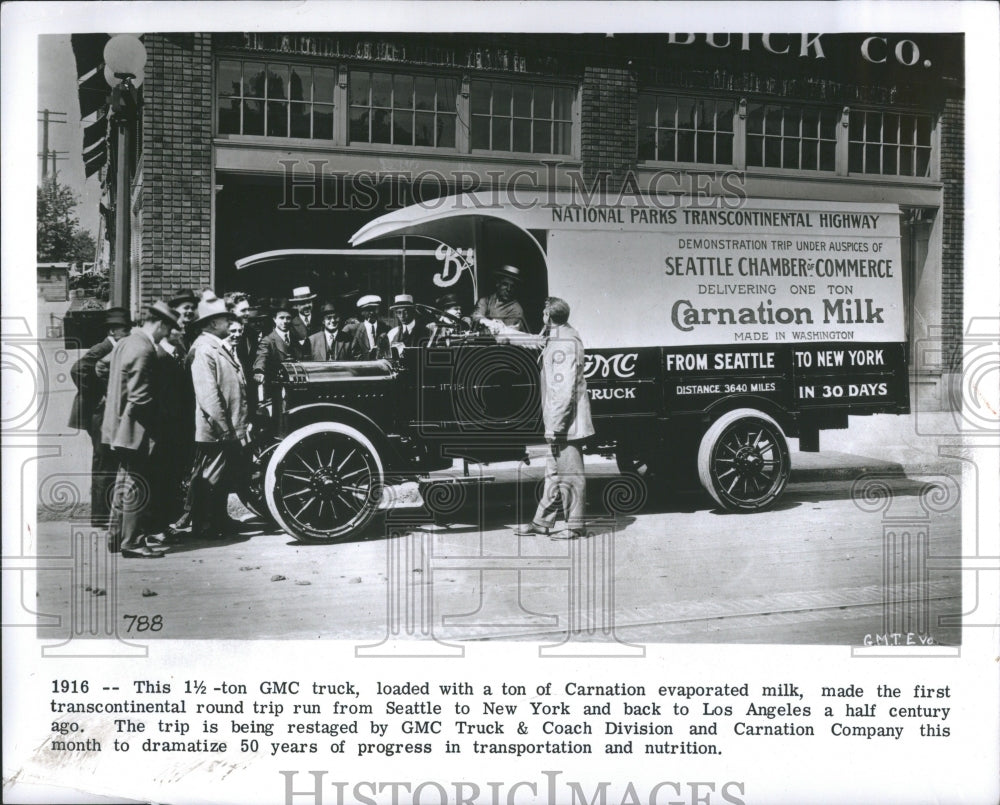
544, 198, 904, 349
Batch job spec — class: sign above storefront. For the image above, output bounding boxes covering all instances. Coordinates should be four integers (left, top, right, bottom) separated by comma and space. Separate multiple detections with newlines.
217, 32, 962, 90
218, 33, 560, 76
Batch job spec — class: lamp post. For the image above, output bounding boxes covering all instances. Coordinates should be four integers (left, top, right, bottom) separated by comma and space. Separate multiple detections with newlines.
103, 34, 146, 311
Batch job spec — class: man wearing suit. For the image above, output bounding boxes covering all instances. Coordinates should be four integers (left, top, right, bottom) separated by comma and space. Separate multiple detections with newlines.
515, 297, 595, 540
253, 299, 311, 395
189, 297, 249, 541
289, 285, 320, 341
154, 322, 190, 532
349, 295, 390, 361
69, 307, 131, 527
308, 302, 351, 361
102, 301, 181, 558
167, 288, 199, 354
225, 291, 261, 402
386, 294, 422, 356
158, 288, 202, 536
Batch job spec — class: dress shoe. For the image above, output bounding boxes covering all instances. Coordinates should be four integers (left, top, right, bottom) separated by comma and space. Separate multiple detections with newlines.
514, 523, 551, 536
121, 546, 166, 559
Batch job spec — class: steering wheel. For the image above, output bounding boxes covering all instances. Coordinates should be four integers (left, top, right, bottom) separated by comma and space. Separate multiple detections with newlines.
412, 303, 473, 332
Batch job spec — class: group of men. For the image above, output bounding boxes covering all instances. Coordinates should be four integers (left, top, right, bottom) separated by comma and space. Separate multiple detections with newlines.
70, 262, 596, 554
248, 265, 530, 382
71, 290, 256, 558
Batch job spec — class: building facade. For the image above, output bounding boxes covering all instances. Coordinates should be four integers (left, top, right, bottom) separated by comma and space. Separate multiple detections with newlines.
123, 32, 963, 409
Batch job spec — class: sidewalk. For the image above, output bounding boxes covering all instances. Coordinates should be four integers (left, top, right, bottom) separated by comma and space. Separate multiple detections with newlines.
791, 410, 966, 482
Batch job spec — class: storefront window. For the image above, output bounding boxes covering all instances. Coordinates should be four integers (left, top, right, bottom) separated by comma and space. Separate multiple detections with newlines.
638, 94, 734, 164
349, 70, 458, 148
217, 58, 336, 139
849, 111, 933, 177
746, 103, 837, 171
470, 80, 574, 155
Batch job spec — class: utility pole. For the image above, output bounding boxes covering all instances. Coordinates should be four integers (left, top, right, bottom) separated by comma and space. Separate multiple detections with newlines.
38, 149, 69, 184
37, 109, 67, 183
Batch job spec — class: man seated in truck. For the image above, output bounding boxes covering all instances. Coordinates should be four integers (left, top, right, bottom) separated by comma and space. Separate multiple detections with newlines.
425, 292, 473, 347
472, 264, 528, 334
386, 294, 423, 357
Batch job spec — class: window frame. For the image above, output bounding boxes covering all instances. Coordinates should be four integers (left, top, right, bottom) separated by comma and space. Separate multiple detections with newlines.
469, 77, 579, 158
743, 100, 839, 174
846, 108, 937, 180
215, 55, 340, 143
636, 91, 738, 168
347, 68, 461, 151
636, 89, 939, 183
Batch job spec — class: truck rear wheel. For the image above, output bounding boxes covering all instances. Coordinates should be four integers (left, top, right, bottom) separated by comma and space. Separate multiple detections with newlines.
264, 422, 384, 542
697, 408, 790, 511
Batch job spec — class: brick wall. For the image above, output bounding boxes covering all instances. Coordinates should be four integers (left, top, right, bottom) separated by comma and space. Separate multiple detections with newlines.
938, 97, 964, 375
139, 33, 213, 304
580, 67, 636, 188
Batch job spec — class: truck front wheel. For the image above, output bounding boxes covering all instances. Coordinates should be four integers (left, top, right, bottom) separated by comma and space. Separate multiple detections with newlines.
264, 422, 384, 542
697, 408, 790, 511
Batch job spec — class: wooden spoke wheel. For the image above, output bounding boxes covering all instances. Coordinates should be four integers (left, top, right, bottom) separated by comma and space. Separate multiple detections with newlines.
264, 423, 384, 542
697, 409, 790, 511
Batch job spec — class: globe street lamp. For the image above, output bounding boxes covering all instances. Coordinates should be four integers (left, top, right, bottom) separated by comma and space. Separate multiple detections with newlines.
103, 34, 146, 311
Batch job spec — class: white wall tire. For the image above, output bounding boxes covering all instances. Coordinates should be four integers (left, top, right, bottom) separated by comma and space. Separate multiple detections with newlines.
264, 422, 384, 542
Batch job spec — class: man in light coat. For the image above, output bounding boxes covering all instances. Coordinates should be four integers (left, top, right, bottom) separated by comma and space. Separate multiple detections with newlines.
101, 301, 181, 557
515, 297, 594, 539
189, 298, 249, 541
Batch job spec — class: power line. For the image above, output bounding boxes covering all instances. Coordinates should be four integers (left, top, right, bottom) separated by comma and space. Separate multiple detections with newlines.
38, 109, 68, 181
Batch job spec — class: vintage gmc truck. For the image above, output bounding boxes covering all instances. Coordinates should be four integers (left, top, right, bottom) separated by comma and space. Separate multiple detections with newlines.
238, 191, 909, 542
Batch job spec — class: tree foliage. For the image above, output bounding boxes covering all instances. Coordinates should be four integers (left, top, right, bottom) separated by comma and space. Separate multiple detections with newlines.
37, 181, 95, 266
69, 228, 97, 266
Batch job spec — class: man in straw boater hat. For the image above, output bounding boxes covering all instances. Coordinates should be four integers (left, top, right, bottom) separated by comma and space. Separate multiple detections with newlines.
308, 301, 352, 361
349, 294, 391, 360
387, 293, 422, 356
188, 296, 250, 541
472, 264, 529, 334
68, 306, 132, 527
101, 301, 182, 558
289, 285, 320, 341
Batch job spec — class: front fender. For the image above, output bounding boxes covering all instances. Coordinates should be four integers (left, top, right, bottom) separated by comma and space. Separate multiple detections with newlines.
282, 402, 406, 471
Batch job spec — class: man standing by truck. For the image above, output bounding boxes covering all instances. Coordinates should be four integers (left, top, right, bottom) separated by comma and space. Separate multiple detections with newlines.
102, 301, 182, 557
516, 297, 594, 539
